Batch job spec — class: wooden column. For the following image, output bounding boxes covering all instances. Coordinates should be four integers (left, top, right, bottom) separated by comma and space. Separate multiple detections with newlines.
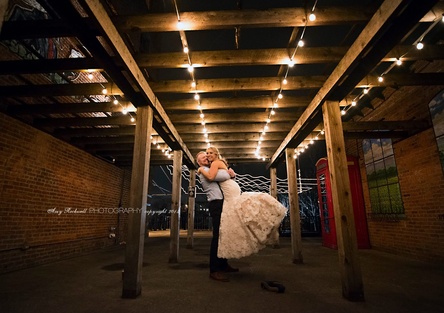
270, 167, 280, 248
187, 169, 196, 249
285, 148, 303, 263
0, 0, 8, 33
169, 150, 183, 263
322, 101, 364, 301
122, 105, 152, 298
270, 167, 277, 198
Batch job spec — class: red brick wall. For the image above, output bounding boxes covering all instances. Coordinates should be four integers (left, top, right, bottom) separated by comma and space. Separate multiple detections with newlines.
0, 112, 131, 273
345, 84, 444, 263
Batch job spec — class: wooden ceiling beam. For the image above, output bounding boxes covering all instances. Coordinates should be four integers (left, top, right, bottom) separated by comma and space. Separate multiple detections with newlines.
2, 45, 443, 76
134, 45, 444, 69
2, 3, 441, 38
8, 101, 135, 115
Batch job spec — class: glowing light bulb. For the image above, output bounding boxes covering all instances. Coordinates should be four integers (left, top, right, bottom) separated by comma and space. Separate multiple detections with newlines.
194, 93, 200, 100
183, 47, 189, 53
191, 81, 196, 88
378, 76, 384, 82
309, 13, 316, 21
113, 99, 119, 105
396, 59, 402, 66
363, 88, 369, 94
341, 110, 346, 115
122, 108, 128, 115
282, 79, 287, 85
416, 42, 424, 50
351, 101, 357, 106
278, 94, 283, 99
298, 40, 305, 47
130, 117, 135, 122
288, 59, 295, 67
102, 88, 108, 95
187, 64, 194, 72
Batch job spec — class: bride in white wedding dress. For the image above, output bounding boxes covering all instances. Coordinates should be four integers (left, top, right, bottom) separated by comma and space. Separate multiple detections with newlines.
198, 146, 287, 259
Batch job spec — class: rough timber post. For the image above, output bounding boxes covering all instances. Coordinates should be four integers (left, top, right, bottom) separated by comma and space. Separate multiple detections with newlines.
187, 169, 196, 249
285, 148, 303, 263
270, 167, 280, 248
122, 105, 152, 298
322, 100, 364, 301
169, 150, 183, 263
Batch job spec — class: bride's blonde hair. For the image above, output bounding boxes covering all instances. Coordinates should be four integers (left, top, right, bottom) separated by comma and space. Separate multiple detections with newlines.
207, 146, 228, 167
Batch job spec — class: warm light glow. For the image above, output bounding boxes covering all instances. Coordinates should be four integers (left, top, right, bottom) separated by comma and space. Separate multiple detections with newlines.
396, 59, 402, 66
200, 113, 204, 118
416, 42, 424, 50
130, 117, 135, 122
378, 76, 384, 82
309, 13, 316, 21
273, 102, 278, 108
113, 99, 119, 105
266, 118, 271, 123
282, 78, 287, 85
298, 40, 305, 47
102, 88, 108, 95
278, 94, 283, 99
194, 93, 200, 100
341, 110, 346, 115
351, 101, 357, 106
183, 47, 189, 53
177, 21, 184, 30
187, 64, 194, 72
87, 73, 94, 80
271, 110, 276, 115
288, 59, 295, 67
122, 108, 128, 115
191, 81, 196, 88
309, 139, 314, 144
363, 88, 369, 94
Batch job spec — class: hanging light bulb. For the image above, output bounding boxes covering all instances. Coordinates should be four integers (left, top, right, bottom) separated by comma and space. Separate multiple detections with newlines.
282, 78, 287, 85
273, 102, 278, 108
102, 88, 108, 95
122, 108, 128, 115
351, 101, 357, 106
194, 93, 200, 100
278, 93, 283, 99
191, 81, 196, 88
416, 42, 424, 50
378, 76, 384, 82
298, 40, 305, 47
363, 88, 369, 94
288, 59, 295, 67
271, 110, 276, 115
341, 110, 346, 115
309, 13, 316, 21
187, 64, 194, 72
87, 73, 94, 80
113, 99, 119, 105
130, 117, 135, 122
183, 46, 189, 53
396, 58, 403, 66
177, 21, 184, 30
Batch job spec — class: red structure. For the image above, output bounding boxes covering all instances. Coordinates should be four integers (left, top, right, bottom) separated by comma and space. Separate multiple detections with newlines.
316, 156, 371, 249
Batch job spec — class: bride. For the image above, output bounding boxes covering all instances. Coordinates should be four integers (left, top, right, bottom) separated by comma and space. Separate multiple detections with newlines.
198, 146, 287, 259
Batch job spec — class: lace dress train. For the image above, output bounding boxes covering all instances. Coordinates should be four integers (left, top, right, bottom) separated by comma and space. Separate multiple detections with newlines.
217, 179, 287, 259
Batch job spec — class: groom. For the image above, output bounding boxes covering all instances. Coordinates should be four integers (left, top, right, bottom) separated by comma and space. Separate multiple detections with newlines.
196, 151, 239, 282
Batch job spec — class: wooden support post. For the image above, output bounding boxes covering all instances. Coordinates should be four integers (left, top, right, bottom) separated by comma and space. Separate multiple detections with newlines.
270, 167, 280, 248
187, 169, 196, 249
285, 148, 303, 263
322, 101, 364, 301
169, 150, 183, 263
270, 167, 277, 198
122, 106, 152, 299
0, 0, 8, 33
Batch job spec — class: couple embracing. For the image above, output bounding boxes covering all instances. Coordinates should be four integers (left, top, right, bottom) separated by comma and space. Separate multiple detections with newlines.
196, 146, 287, 282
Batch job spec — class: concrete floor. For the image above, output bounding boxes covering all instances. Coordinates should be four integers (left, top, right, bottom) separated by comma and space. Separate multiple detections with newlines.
1, 230, 443, 313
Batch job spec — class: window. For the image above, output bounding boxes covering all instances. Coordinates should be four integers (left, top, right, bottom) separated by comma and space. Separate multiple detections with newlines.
428, 89, 444, 173
363, 138, 404, 216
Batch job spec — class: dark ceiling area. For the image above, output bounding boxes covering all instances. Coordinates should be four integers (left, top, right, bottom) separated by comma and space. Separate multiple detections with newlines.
0, 0, 443, 168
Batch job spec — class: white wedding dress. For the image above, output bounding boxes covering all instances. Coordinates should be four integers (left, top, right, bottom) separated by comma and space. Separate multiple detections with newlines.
217, 177, 287, 259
